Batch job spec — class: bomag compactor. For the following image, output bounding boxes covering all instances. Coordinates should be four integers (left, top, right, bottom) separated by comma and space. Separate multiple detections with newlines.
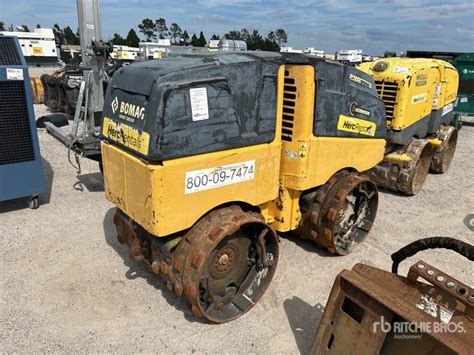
358, 58, 459, 195
100, 52, 386, 323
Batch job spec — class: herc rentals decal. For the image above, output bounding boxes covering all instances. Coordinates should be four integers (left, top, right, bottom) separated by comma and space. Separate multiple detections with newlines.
412, 93, 427, 105
337, 115, 376, 136
102, 117, 150, 155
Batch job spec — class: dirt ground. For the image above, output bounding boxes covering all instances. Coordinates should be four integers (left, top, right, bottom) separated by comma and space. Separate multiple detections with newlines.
0, 104, 473, 353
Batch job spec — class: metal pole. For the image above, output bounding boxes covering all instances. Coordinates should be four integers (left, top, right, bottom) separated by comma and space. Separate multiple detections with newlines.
76, 0, 104, 114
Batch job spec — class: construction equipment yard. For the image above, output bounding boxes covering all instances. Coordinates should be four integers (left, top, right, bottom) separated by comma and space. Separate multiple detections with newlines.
1, 0, 473, 351
0, 104, 472, 353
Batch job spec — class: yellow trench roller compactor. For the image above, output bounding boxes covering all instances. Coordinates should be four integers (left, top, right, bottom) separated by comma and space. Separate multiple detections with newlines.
359, 58, 459, 195
100, 53, 386, 322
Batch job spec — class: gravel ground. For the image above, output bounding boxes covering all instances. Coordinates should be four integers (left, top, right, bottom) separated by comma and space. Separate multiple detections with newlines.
0, 104, 473, 353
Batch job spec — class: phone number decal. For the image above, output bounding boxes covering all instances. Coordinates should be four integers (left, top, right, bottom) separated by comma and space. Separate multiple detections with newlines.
185, 160, 255, 194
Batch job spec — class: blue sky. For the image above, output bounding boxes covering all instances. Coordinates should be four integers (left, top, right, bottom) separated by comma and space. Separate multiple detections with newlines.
1, 0, 473, 54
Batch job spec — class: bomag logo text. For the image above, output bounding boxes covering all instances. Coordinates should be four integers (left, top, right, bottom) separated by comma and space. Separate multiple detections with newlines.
349, 73, 372, 89
119, 101, 145, 120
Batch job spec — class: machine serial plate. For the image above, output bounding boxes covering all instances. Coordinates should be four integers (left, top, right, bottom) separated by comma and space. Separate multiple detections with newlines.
185, 160, 255, 194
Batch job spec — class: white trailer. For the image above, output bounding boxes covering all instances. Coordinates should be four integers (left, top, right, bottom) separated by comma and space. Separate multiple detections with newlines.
208, 40, 219, 52
139, 40, 171, 60
111, 45, 139, 61
0, 28, 58, 65
337, 49, 363, 64
218, 39, 247, 51
304, 47, 325, 57
280, 47, 303, 54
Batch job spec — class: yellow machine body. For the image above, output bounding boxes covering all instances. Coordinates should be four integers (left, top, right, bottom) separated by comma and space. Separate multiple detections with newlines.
102, 138, 281, 237
29, 77, 44, 104
102, 64, 385, 238
358, 58, 458, 145
267, 65, 385, 232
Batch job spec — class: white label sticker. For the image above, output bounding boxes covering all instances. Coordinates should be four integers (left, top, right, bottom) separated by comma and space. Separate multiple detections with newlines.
442, 103, 454, 116
434, 83, 442, 97
416, 295, 438, 318
412, 93, 427, 104
461, 97, 468, 103
393, 66, 409, 74
6, 68, 23, 80
190, 87, 209, 121
185, 160, 255, 194
285, 150, 298, 159
439, 306, 454, 324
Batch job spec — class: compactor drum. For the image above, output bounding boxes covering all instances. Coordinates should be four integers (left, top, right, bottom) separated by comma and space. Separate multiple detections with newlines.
101, 53, 386, 322
359, 58, 459, 195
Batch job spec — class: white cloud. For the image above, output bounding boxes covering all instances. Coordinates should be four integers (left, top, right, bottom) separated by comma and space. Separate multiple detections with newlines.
198, 0, 261, 7
392, 0, 427, 6
2, 0, 473, 54
457, 26, 474, 38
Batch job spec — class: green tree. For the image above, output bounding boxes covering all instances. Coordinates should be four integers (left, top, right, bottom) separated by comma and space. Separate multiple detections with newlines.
169, 23, 182, 44
138, 18, 156, 40
197, 31, 207, 47
111, 33, 126, 45
274, 28, 288, 47
21, 24, 30, 32
182, 30, 190, 45
224, 30, 242, 40
155, 18, 168, 39
223, 28, 284, 51
191, 33, 199, 46
0, 21, 6, 31
263, 38, 279, 51
261, 31, 280, 51
267, 31, 276, 43
64, 26, 80, 45
247, 29, 264, 50
240, 28, 250, 42
36, 24, 41, 29
210, 34, 220, 40
125, 28, 140, 47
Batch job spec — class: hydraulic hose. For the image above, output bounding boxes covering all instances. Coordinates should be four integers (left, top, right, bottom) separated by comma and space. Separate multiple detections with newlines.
391, 237, 474, 275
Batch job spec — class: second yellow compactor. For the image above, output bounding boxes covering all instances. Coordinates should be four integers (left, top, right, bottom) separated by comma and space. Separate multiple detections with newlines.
359, 58, 459, 195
